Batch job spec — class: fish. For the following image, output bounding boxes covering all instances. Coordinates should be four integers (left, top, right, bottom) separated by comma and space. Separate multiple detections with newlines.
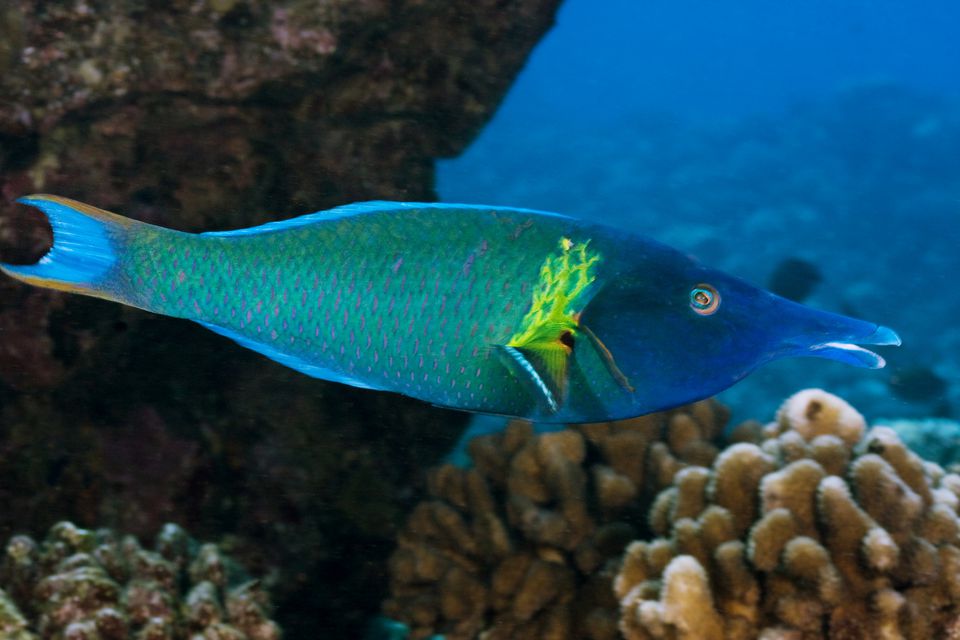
0, 195, 900, 423
888, 364, 950, 409
767, 257, 823, 303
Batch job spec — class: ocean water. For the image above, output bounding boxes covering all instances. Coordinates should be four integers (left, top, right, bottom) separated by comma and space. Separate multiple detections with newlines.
2, 2, 960, 639
440, 0, 960, 425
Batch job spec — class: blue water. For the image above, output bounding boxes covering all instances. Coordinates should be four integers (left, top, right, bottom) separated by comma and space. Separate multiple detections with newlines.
450, 0, 960, 126
440, 0, 960, 424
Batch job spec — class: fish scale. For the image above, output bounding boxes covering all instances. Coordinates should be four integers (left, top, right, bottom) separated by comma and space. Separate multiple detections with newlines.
120, 206, 562, 415
1, 195, 900, 423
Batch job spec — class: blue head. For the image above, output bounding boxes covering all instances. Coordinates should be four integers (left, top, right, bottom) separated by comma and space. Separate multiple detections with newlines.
571, 241, 899, 421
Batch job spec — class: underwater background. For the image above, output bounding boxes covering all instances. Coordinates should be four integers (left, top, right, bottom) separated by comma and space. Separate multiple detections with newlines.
0, 1, 959, 639
441, 0, 960, 426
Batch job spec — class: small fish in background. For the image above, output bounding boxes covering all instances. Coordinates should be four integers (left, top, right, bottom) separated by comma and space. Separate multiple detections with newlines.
888, 364, 951, 416
1, 195, 900, 423
767, 257, 823, 303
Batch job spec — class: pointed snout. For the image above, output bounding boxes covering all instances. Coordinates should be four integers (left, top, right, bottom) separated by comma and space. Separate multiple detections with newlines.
778, 300, 900, 369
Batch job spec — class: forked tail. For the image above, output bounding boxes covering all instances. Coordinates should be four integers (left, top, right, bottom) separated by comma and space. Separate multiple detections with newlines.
0, 195, 139, 301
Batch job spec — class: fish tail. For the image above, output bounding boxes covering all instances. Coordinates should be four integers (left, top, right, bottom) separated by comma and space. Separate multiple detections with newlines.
1, 195, 139, 301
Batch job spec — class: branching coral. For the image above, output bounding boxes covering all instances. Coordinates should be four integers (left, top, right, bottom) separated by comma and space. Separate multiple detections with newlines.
0, 521, 280, 640
382, 400, 729, 639
615, 388, 960, 639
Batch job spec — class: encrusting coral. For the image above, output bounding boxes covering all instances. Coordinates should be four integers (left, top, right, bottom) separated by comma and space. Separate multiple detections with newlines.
382, 400, 729, 640
615, 388, 960, 639
0, 521, 280, 640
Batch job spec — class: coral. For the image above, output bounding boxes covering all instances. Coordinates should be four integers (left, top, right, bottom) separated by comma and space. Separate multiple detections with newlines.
382, 399, 729, 640
772, 388, 866, 447
0, 521, 280, 640
614, 389, 960, 639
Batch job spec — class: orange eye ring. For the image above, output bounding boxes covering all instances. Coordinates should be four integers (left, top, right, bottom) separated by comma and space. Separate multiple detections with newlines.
690, 284, 720, 315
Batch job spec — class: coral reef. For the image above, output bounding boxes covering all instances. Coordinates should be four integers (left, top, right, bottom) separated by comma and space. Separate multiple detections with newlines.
382, 400, 729, 639
615, 388, 960, 639
383, 389, 960, 639
0, 2, 561, 638
883, 417, 960, 467
0, 520, 279, 639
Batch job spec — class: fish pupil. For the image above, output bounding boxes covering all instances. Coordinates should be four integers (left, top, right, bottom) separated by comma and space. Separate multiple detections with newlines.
559, 330, 575, 349
690, 284, 720, 315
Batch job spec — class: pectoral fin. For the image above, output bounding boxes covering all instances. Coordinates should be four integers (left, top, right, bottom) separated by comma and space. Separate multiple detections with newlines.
495, 344, 568, 415
496, 321, 634, 416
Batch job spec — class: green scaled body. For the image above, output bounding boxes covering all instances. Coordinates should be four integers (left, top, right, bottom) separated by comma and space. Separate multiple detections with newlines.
130, 202, 572, 417
4, 197, 623, 421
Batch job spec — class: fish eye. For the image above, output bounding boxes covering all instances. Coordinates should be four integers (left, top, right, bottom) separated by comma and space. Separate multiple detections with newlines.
690, 284, 720, 315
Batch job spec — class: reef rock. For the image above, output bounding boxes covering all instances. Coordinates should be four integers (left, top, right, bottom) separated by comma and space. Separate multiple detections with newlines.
615, 389, 960, 639
382, 400, 729, 639
0, 0, 562, 384
0, 2, 560, 637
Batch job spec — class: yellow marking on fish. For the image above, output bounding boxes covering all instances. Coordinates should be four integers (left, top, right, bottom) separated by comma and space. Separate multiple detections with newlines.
508, 237, 600, 349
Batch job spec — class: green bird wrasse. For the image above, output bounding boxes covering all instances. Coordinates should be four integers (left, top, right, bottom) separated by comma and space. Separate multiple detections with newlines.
1, 195, 900, 423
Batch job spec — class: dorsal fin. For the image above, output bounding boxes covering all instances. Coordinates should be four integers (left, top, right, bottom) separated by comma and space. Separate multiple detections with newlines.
202, 201, 570, 238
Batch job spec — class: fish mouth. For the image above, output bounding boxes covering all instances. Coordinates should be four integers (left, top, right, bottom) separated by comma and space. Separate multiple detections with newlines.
779, 299, 901, 369
803, 324, 901, 369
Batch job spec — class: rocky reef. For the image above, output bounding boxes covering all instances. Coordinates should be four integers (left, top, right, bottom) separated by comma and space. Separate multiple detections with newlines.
0, 2, 560, 638
0, 0, 562, 227
383, 389, 960, 639
0, 520, 279, 639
